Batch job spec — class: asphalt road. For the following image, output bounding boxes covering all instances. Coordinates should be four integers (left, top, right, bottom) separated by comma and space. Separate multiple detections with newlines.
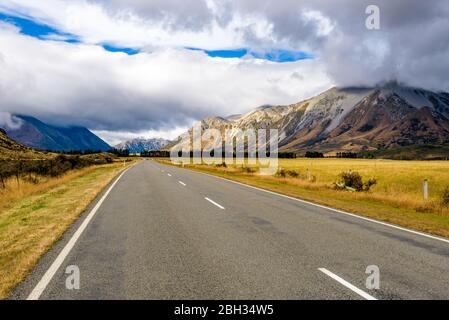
11, 160, 449, 300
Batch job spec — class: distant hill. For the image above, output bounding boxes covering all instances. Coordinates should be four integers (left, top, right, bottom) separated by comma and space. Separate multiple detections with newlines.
115, 138, 171, 153
0, 128, 52, 160
5, 115, 111, 152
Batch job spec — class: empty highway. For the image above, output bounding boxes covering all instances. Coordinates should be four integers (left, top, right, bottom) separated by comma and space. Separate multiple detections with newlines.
12, 160, 449, 300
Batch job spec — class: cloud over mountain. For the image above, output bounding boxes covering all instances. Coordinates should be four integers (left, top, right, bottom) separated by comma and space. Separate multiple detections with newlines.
0, 0, 448, 141
0, 21, 330, 139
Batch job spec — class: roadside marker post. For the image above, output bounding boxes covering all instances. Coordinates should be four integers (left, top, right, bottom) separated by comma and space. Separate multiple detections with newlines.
423, 179, 429, 200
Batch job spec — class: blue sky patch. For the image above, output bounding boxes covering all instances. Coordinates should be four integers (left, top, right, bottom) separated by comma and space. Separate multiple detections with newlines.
251, 49, 314, 62
0, 12, 79, 43
187, 47, 313, 63
0, 11, 310, 61
187, 47, 249, 59
0, 12, 139, 55
102, 44, 140, 55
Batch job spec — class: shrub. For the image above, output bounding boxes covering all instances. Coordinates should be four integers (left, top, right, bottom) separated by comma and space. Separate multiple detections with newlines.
0, 153, 115, 189
286, 170, 299, 178
216, 162, 227, 168
335, 170, 377, 192
275, 168, 286, 178
364, 178, 378, 192
240, 166, 256, 174
442, 187, 449, 207
338, 171, 363, 191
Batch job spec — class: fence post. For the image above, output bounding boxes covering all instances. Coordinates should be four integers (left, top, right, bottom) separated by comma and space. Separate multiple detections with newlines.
423, 179, 429, 200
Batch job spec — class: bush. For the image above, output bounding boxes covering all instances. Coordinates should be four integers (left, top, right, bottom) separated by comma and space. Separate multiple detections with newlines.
286, 170, 299, 178
335, 170, 377, 192
0, 153, 115, 189
364, 178, 378, 191
240, 166, 256, 174
275, 168, 286, 178
442, 187, 449, 207
216, 162, 227, 168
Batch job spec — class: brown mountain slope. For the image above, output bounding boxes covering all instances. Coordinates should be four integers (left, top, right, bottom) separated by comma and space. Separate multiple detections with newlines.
0, 128, 52, 160
169, 83, 449, 156
302, 90, 417, 152
296, 90, 449, 152
379, 106, 449, 148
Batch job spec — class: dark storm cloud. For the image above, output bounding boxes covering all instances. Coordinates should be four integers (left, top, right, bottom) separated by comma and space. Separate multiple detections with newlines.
224, 0, 449, 90
94, 0, 214, 32
90, 0, 449, 90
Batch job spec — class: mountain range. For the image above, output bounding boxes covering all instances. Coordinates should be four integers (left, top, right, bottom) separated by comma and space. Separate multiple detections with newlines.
115, 138, 171, 153
4, 115, 111, 152
168, 82, 449, 156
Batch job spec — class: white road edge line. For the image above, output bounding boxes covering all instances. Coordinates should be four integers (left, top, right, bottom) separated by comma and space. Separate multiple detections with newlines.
318, 268, 377, 300
178, 181, 186, 186
171, 166, 449, 245
27, 167, 132, 300
205, 197, 225, 210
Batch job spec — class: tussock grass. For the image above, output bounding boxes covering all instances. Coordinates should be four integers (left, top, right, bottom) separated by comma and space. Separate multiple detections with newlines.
157, 158, 449, 238
0, 167, 97, 213
0, 162, 131, 299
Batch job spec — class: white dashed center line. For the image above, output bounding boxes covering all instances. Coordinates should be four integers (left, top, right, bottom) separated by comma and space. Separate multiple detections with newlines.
205, 197, 225, 210
167, 173, 172, 177
318, 268, 377, 300
178, 181, 186, 186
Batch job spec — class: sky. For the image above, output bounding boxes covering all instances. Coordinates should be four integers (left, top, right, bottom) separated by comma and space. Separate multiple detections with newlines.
0, 0, 448, 145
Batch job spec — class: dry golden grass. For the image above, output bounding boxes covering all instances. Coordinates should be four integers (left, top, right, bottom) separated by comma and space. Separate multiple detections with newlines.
156, 158, 449, 238
0, 161, 133, 299
1, 168, 96, 213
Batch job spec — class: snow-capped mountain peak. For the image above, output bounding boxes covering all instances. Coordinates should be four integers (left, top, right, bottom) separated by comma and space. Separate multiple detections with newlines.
115, 138, 171, 153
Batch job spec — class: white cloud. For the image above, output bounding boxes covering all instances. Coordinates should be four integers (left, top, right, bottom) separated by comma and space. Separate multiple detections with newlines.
0, 0, 272, 50
0, 23, 332, 136
1, 0, 447, 91
0, 112, 23, 130
301, 10, 334, 37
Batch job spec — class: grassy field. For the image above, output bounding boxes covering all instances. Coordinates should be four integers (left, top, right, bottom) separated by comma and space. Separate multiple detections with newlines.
0, 160, 134, 299
156, 158, 449, 238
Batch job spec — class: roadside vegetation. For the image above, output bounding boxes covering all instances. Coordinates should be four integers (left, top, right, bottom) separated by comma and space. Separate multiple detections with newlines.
0, 154, 136, 299
0, 154, 114, 188
156, 158, 449, 238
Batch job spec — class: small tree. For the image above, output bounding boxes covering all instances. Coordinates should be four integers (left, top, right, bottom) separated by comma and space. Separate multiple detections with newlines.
335, 170, 377, 192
